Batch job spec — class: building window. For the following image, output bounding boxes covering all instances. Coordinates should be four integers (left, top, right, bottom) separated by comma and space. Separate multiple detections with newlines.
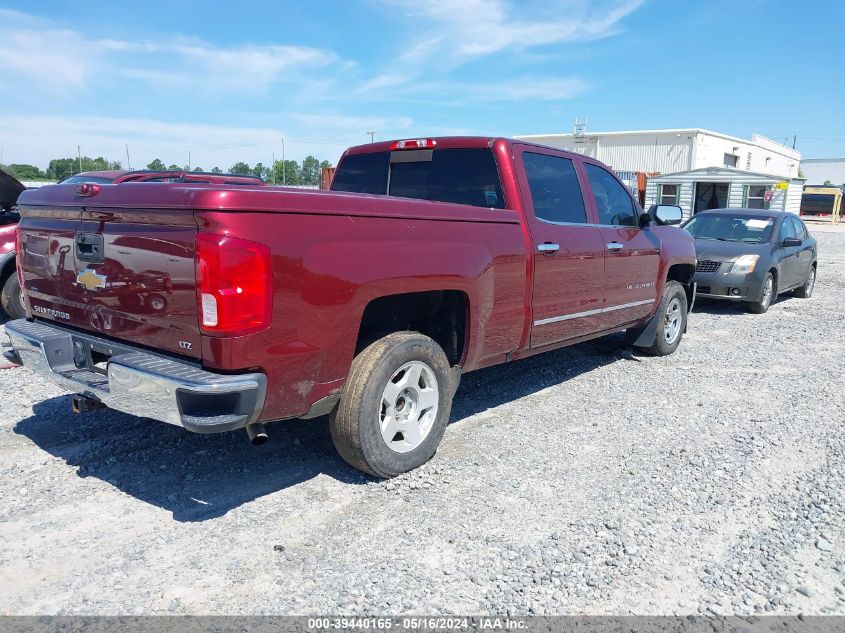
659, 184, 679, 205
744, 185, 770, 209
723, 153, 738, 168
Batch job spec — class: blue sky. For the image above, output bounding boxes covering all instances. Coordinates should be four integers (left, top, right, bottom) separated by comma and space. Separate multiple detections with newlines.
1, 0, 843, 170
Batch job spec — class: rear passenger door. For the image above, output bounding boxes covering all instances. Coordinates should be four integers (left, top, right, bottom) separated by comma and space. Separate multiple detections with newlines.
582, 163, 661, 329
789, 216, 814, 285
515, 148, 606, 348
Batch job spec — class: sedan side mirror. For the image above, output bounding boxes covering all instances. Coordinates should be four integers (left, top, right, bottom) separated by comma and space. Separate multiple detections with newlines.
647, 204, 683, 226
782, 236, 802, 247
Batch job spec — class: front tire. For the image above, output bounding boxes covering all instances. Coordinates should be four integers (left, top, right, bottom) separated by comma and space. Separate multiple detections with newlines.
747, 272, 775, 314
794, 265, 816, 298
1, 273, 26, 320
636, 281, 687, 357
330, 332, 453, 478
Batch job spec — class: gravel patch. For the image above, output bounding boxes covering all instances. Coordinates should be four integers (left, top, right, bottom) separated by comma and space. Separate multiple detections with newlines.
1, 230, 844, 616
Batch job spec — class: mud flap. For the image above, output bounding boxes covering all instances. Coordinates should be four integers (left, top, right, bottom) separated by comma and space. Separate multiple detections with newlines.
683, 282, 696, 332
625, 313, 660, 348
626, 281, 696, 346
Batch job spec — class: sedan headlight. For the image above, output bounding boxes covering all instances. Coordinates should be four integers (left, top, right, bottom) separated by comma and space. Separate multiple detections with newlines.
729, 254, 759, 274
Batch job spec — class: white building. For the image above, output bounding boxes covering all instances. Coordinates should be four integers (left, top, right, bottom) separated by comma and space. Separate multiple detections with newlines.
644, 167, 805, 221
799, 158, 845, 186
515, 128, 801, 178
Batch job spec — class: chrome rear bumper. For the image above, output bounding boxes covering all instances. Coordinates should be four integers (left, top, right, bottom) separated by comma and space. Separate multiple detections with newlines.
3, 319, 266, 434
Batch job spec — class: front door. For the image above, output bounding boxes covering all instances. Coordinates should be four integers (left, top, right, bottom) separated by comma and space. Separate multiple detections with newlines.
515, 148, 606, 348
581, 162, 661, 329
777, 216, 802, 288
693, 182, 730, 215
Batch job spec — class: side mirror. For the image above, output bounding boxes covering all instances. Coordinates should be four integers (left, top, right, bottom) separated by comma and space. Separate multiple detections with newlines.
647, 204, 683, 226
782, 236, 802, 247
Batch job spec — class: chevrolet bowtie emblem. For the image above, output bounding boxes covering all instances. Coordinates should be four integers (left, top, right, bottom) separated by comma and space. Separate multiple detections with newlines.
76, 269, 107, 291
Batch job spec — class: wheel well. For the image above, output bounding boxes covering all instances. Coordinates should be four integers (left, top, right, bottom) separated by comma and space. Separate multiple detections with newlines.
356, 290, 468, 366
667, 263, 694, 284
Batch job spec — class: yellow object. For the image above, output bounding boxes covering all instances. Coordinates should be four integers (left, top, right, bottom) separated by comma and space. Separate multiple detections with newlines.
803, 186, 842, 225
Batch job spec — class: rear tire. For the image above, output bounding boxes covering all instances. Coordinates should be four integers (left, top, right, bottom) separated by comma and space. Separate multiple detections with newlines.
1, 273, 26, 320
747, 272, 775, 314
636, 281, 687, 357
794, 265, 816, 298
330, 331, 453, 478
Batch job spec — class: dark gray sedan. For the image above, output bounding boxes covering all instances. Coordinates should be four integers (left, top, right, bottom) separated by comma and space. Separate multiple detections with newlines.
682, 208, 817, 313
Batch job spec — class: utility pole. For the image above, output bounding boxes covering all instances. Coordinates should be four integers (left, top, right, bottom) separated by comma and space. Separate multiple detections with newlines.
792, 134, 797, 150
281, 138, 286, 185
125, 144, 131, 170
188, 151, 191, 171
77, 145, 82, 174
367, 131, 376, 143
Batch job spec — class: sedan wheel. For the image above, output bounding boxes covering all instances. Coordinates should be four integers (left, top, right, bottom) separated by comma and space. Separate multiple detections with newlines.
795, 266, 816, 299
747, 272, 775, 314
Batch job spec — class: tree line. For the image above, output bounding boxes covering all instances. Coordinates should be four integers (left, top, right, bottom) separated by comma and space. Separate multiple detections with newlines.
1, 155, 332, 185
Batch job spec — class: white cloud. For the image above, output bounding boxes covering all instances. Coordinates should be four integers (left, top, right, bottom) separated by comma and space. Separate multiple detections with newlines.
458, 76, 590, 102
293, 113, 414, 131
0, 115, 355, 170
359, 0, 642, 98
0, 10, 339, 93
381, 0, 643, 63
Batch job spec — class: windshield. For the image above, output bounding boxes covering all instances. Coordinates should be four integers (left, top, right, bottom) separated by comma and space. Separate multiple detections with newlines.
683, 213, 776, 243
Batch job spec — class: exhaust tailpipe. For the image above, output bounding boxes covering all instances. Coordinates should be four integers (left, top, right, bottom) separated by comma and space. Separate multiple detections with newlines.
71, 394, 106, 414
246, 423, 268, 446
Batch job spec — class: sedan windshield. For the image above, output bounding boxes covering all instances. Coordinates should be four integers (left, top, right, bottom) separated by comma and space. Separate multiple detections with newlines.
683, 213, 775, 243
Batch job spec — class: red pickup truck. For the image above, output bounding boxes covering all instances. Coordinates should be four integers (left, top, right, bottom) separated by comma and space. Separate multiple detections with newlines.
4, 137, 695, 477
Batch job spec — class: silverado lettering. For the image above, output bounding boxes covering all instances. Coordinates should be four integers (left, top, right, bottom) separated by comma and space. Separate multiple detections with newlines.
4, 136, 696, 477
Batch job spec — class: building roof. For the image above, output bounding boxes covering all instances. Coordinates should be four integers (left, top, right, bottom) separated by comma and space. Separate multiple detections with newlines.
649, 165, 804, 182
516, 128, 797, 153
800, 157, 845, 163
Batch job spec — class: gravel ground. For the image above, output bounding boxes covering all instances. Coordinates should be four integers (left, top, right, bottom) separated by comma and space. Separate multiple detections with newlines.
1, 228, 844, 617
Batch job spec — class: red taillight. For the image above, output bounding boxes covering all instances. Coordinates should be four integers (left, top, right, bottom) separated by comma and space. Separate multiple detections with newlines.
390, 138, 437, 150
74, 183, 101, 197
196, 233, 272, 336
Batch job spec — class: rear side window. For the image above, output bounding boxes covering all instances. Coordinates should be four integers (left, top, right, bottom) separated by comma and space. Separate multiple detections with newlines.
331, 151, 389, 195
584, 164, 637, 227
522, 153, 587, 224
332, 148, 505, 209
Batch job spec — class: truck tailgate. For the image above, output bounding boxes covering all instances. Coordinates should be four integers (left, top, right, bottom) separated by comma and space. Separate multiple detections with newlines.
18, 202, 202, 359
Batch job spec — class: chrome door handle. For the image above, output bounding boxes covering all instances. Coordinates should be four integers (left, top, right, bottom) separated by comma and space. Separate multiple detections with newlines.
606, 242, 624, 251
537, 243, 560, 254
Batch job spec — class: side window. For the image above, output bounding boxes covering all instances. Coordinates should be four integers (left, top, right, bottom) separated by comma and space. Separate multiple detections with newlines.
522, 153, 587, 224
779, 217, 796, 241
659, 184, 679, 205
583, 164, 637, 227
744, 185, 770, 209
